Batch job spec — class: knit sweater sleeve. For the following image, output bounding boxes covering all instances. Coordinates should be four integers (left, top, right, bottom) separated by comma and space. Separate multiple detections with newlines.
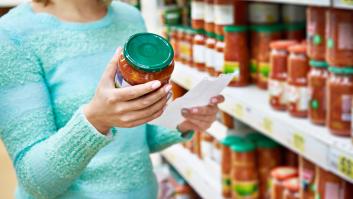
0, 32, 112, 199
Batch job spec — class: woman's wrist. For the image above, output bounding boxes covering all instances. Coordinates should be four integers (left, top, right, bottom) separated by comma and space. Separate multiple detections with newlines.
83, 104, 110, 134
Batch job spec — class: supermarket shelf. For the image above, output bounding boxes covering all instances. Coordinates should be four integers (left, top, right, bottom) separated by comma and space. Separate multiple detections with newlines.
246, 0, 331, 6
0, 0, 28, 7
171, 62, 353, 184
161, 144, 222, 199
333, 0, 353, 9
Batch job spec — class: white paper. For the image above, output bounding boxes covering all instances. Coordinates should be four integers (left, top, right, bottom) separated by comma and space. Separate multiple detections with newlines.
150, 74, 234, 129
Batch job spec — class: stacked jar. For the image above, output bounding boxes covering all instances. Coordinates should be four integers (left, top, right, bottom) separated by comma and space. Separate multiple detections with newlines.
191, 0, 205, 30
283, 178, 300, 199
299, 157, 316, 199
214, 34, 225, 76
201, 133, 214, 160
249, 3, 280, 84
270, 167, 298, 199
224, 25, 250, 87
269, 40, 297, 111
282, 5, 306, 41
179, 27, 194, 66
205, 32, 217, 76
193, 29, 206, 71
307, 6, 327, 61
204, 0, 215, 33
169, 26, 179, 61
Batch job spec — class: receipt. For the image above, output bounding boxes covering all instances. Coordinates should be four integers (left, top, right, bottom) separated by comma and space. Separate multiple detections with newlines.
150, 73, 234, 129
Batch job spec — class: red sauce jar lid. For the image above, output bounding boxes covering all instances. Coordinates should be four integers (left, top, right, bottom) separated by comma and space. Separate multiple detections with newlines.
270, 40, 298, 50
271, 167, 298, 181
283, 177, 300, 192
288, 44, 307, 54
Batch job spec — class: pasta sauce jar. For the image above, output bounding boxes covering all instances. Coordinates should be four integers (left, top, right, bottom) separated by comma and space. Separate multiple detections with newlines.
308, 60, 329, 125
204, 0, 215, 33
307, 7, 327, 61
214, 34, 225, 76
327, 66, 353, 136
287, 44, 310, 118
269, 40, 297, 111
326, 9, 353, 67
191, 0, 205, 30
283, 178, 300, 199
231, 140, 258, 199
115, 33, 174, 87
224, 25, 250, 87
299, 157, 316, 199
270, 167, 298, 199
205, 32, 216, 76
193, 29, 206, 71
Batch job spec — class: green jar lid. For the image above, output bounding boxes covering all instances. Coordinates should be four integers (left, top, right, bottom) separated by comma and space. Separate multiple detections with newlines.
220, 135, 243, 146
216, 34, 224, 41
123, 33, 174, 73
256, 137, 280, 149
195, 28, 206, 35
310, 60, 329, 68
251, 24, 284, 32
224, 25, 248, 32
185, 27, 196, 34
246, 133, 267, 143
329, 66, 353, 74
285, 23, 306, 31
206, 31, 216, 38
231, 139, 255, 152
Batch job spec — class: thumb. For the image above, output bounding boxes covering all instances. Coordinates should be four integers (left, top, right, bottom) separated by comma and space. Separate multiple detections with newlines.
102, 47, 122, 85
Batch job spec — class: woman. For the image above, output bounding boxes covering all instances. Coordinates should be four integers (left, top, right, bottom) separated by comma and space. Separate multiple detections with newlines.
0, 0, 224, 198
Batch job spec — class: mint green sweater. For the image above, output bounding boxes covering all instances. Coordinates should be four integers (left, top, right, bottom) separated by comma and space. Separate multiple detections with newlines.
0, 2, 191, 199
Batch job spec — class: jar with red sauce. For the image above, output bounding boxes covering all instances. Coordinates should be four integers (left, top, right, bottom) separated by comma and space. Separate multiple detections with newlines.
283, 178, 300, 199
204, 0, 215, 33
214, 34, 225, 76
252, 24, 283, 90
169, 26, 179, 61
269, 40, 297, 111
205, 32, 216, 76
186, 28, 195, 67
287, 44, 310, 118
327, 66, 353, 136
270, 167, 298, 199
191, 0, 205, 30
308, 60, 329, 125
299, 157, 316, 199
224, 25, 250, 87
115, 33, 174, 87
231, 139, 258, 199
193, 29, 206, 71
307, 7, 327, 61
285, 23, 306, 41
326, 9, 353, 67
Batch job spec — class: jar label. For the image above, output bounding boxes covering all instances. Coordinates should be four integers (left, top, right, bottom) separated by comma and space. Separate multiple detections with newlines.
341, 95, 352, 122
214, 51, 224, 72
258, 62, 270, 80
201, 141, 212, 159
205, 48, 215, 68
180, 41, 192, 61
204, 3, 214, 23
193, 44, 206, 63
287, 85, 309, 111
191, 2, 205, 20
269, 79, 286, 104
213, 148, 221, 164
224, 61, 240, 80
338, 22, 353, 50
214, 5, 234, 25
324, 182, 340, 199
232, 180, 259, 198
222, 174, 231, 192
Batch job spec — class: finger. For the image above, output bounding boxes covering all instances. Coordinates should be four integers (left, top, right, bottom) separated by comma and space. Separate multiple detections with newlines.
102, 48, 122, 85
125, 108, 164, 128
182, 112, 216, 123
112, 80, 162, 101
185, 118, 211, 131
210, 95, 225, 105
179, 120, 204, 133
182, 105, 218, 116
124, 84, 172, 111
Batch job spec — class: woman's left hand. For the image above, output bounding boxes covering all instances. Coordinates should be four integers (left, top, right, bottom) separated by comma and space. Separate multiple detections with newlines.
177, 95, 225, 133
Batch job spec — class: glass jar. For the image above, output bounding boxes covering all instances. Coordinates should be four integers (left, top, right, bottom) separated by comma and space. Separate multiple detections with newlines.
177, 27, 185, 63
307, 7, 327, 61
326, 9, 353, 67
285, 149, 299, 167
270, 167, 298, 199
231, 140, 258, 199
299, 157, 316, 199
308, 60, 329, 125
249, 3, 280, 24
169, 26, 179, 61
205, 32, 217, 76
115, 33, 174, 87
193, 29, 206, 71
221, 111, 234, 128
252, 24, 283, 90
269, 40, 297, 111
287, 44, 310, 118
205, 0, 215, 33
224, 25, 250, 87
186, 28, 195, 67
327, 66, 353, 136
220, 136, 242, 198
285, 23, 306, 41
191, 0, 205, 30
282, 5, 306, 24
201, 133, 213, 160
214, 34, 225, 76
283, 178, 300, 199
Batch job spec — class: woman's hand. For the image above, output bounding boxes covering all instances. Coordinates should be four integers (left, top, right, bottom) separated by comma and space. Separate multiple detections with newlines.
84, 48, 172, 134
177, 95, 225, 133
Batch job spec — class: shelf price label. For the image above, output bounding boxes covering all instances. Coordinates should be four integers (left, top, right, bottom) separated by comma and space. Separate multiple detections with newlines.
292, 133, 305, 153
262, 117, 273, 134
233, 103, 244, 118
338, 156, 353, 179
184, 167, 193, 179
341, 0, 353, 5
183, 77, 193, 89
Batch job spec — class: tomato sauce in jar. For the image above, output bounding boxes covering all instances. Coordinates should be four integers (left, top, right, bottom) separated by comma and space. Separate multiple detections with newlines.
193, 29, 206, 71
269, 40, 297, 111
285, 23, 306, 41
270, 167, 298, 199
326, 9, 353, 67
231, 140, 258, 199
214, 34, 225, 76
205, 0, 215, 33
191, 0, 205, 30
287, 44, 310, 118
205, 32, 217, 76
327, 66, 353, 136
307, 7, 327, 61
224, 25, 250, 87
252, 24, 283, 90
308, 60, 329, 125
283, 178, 300, 199
299, 157, 316, 199
116, 33, 174, 87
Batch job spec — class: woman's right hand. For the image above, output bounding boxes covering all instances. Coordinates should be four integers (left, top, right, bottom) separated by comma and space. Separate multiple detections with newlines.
83, 48, 172, 134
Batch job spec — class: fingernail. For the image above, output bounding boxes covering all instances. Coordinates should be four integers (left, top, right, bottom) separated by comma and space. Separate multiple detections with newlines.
165, 84, 172, 93
151, 81, 161, 89
115, 47, 122, 54
192, 108, 198, 113
182, 109, 188, 114
167, 92, 173, 100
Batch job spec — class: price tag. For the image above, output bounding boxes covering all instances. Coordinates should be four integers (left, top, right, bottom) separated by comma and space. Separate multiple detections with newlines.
292, 133, 305, 153
184, 77, 193, 89
341, 0, 353, 5
262, 117, 273, 134
184, 167, 193, 179
338, 156, 353, 179
233, 103, 244, 118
